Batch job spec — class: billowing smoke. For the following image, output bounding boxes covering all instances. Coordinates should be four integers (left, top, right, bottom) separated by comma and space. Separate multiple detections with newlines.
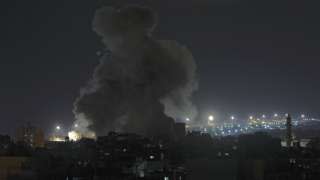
72, 5, 197, 138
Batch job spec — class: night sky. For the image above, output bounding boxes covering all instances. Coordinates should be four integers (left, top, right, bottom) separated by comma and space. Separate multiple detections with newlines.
1, 0, 320, 135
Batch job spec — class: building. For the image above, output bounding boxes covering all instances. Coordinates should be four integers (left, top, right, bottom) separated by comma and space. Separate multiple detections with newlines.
0, 135, 11, 156
174, 122, 186, 140
286, 114, 293, 147
15, 123, 44, 148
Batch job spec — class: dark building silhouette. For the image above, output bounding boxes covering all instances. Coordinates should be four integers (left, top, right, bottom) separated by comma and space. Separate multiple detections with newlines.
174, 122, 186, 140
286, 114, 293, 147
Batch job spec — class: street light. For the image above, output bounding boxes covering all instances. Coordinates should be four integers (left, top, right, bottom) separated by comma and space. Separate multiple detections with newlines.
56, 126, 61, 131
208, 115, 214, 127
274, 113, 278, 118
208, 115, 214, 121
230, 116, 235, 120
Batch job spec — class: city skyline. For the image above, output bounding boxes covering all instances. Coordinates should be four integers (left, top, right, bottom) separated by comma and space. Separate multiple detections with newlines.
1, 0, 320, 135
1, 1, 320, 179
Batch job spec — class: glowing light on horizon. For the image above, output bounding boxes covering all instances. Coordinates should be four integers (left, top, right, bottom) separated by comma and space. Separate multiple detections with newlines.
50, 136, 65, 142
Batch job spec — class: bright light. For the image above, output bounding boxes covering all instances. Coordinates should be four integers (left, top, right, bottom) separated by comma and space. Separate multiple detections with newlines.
50, 135, 65, 142
230, 116, 235, 120
208, 115, 214, 121
262, 114, 266, 118
249, 116, 253, 120
186, 118, 190, 122
56, 126, 61, 130
74, 124, 79, 128
68, 131, 81, 141
274, 113, 278, 117
301, 114, 305, 118
53, 137, 64, 142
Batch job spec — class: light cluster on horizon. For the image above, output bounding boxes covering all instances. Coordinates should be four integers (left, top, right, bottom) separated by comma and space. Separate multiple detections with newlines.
46, 112, 319, 142
185, 113, 319, 137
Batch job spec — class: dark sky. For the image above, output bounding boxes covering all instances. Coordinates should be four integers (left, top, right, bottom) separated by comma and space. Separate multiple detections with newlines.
1, 0, 320, 135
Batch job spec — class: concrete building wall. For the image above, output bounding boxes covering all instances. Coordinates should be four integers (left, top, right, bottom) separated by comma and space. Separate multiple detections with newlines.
15, 125, 44, 148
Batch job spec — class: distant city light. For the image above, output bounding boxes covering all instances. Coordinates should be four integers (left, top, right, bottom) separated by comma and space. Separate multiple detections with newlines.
74, 124, 79, 128
56, 126, 61, 130
208, 115, 214, 121
182, 111, 318, 137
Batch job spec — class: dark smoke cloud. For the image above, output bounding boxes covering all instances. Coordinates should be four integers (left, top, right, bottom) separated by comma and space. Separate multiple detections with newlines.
73, 5, 197, 137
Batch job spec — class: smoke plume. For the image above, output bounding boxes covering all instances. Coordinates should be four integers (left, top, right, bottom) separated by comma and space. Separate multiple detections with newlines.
73, 5, 198, 138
